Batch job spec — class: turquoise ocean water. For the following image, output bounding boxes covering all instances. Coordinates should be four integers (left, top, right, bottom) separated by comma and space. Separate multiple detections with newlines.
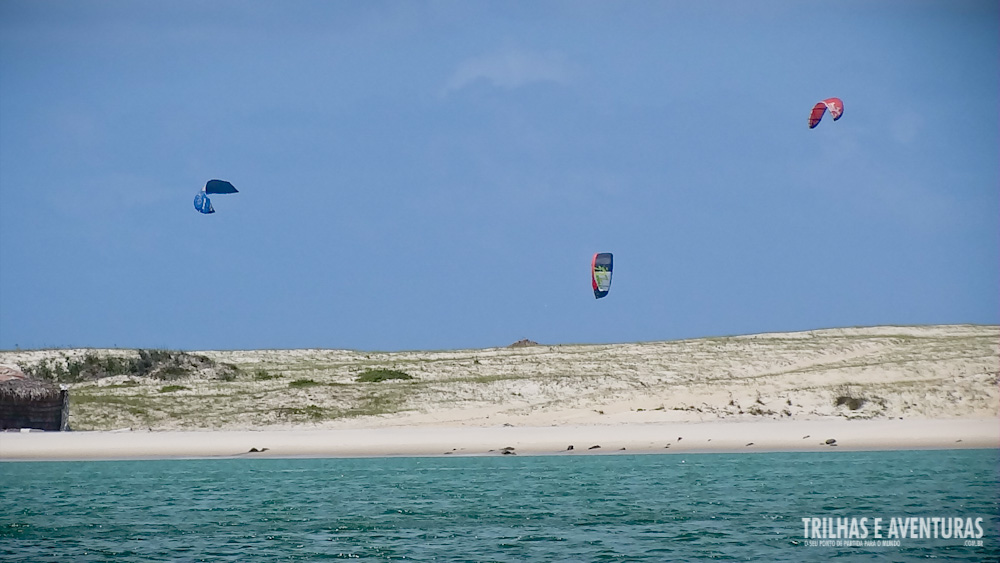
2, 449, 998, 562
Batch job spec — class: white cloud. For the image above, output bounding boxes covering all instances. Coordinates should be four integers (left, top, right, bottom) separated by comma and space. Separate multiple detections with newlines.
443, 48, 576, 95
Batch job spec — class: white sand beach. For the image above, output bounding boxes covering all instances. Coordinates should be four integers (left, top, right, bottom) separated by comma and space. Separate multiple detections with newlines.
1, 418, 996, 461
1, 325, 997, 461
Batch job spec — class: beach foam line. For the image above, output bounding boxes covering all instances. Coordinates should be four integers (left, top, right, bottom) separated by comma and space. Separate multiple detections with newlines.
1, 418, 996, 461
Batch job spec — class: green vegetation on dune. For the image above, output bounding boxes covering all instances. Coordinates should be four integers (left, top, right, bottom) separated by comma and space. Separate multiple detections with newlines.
356, 368, 413, 383
21, 349, 241, 383
288, 379, 321, 388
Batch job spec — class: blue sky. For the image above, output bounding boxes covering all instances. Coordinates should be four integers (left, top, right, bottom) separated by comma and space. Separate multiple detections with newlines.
1, 1, 996, 351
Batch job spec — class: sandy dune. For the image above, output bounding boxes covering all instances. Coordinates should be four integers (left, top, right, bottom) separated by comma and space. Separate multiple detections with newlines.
1, 325, 996, 460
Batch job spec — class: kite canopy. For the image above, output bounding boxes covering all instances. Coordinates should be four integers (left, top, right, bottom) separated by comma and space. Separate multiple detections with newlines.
808, 98, 844, 128
205, 179, 238, 194
592, 252, 613, 299
194, 179, 237, 214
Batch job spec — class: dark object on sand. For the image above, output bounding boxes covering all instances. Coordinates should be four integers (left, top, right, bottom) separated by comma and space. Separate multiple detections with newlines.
825, 438, 837, 445
588, 445, 601, 450
566, 445, 574, 451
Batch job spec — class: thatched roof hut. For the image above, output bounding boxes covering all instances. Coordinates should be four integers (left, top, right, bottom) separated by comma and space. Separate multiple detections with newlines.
0, 375, 69, 431
0, 378, 60, 402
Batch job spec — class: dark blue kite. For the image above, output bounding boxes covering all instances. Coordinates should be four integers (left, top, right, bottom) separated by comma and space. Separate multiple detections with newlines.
194, 179, 238, 214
